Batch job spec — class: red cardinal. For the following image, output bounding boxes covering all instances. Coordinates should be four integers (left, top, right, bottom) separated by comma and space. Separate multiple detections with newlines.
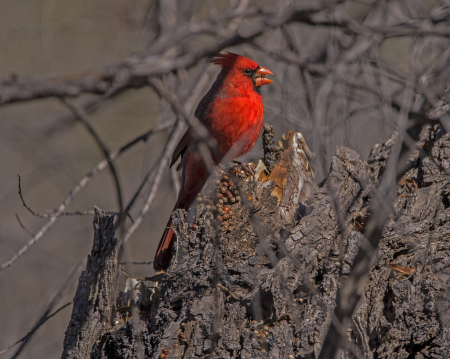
154, 52, 273, 271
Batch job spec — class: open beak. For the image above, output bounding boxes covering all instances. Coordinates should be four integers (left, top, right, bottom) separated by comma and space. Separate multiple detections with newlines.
255, 66, 273, 87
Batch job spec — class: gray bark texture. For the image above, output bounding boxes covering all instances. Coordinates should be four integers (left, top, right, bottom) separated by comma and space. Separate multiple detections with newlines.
62, 124, 450, 359
62, 208, 120, 358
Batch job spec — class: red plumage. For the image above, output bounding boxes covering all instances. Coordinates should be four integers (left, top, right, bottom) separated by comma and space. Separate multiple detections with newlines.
154, 52, 273, 271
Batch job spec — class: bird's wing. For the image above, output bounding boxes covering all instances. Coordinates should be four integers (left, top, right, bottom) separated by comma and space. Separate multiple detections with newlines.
170, 129, 191, 168
170, 86, 213, 169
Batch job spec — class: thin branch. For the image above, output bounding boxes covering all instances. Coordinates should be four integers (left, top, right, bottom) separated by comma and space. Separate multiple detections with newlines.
142, 2, 265, 56
121, 120, 185, 246
1, 122, 173, 271
18, 176, 116, 218
114, 156, 159, 230
132, 2, 345, 77
0, 302, 72, 356
170, 166, 181, 199
319, 40, 419, 359
118, 67, 215, 245
18, 175, 40, 217
11, 251, 90, 357
120, 260, 153, 265
15, 214, 35, 237
148, 77, 217, 173
28, 210, 114, 217
310, 19, 450, 38
113, 67, 217, 232
0, 1, 447, 111
0, 1, 343, 106
42, 84, 128, 137
61, 98, 124, 224
0, 208, 60, 271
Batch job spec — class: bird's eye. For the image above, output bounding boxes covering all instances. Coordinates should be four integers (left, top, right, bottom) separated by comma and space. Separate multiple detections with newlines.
244, 69, 252, 75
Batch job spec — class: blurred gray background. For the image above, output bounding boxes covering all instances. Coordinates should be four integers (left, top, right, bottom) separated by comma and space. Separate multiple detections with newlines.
0, 0, 447, 357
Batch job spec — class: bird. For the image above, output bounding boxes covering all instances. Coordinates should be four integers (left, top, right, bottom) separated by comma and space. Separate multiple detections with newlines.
154, 52, 273, 271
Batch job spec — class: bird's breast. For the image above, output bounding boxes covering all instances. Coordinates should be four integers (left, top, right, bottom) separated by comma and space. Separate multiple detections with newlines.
204, 94, 264, 159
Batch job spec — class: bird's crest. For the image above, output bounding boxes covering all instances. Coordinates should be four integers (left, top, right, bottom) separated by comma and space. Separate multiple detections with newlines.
209, 52, 258, 70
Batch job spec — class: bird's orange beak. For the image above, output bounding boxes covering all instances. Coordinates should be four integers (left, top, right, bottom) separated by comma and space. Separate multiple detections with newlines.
255, 66, 273, 87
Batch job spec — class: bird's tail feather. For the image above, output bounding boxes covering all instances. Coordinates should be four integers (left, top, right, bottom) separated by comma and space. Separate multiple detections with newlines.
153, 219, 175, 271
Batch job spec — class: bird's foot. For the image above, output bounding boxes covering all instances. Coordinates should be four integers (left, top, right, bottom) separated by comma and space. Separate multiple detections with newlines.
231, 161, 255, 178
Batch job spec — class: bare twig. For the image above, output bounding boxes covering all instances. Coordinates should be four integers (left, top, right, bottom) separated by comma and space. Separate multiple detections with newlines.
15, 214, 35, 237
18, 176, 116, 218
148, 77, 217, 173
10, 249, 90, 357
61, 98, 124, 223
120, 260, 153, 265
319, 39, 420, 359
170, 166, 181, 199
42, 85, 128, 136
0, 302, 72, 356
121, 120, 185, 246
0, 0, 447, 117
119, 66, 215, 244
0, 2, 344, 106
114, 158, 159, 231
1, 122, 173, 271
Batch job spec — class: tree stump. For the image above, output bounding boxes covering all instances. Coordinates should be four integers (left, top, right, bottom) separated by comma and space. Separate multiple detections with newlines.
62, 208, 120, 358
62, 124, 450, 359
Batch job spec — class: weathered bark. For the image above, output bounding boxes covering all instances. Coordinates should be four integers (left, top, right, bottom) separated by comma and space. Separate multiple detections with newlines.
62, 207, 120, 358
62, 124, 450, 358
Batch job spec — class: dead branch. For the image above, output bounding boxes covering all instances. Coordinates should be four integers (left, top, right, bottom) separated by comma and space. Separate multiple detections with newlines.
61, 98, 125, 223
0, 121, 173, 271
10, 257, 88, 358
120, 120, 185, 247
18, 175, 115, 218
319, 42, 419, 358
0, 302, 72, 356
0, 1, 345, 106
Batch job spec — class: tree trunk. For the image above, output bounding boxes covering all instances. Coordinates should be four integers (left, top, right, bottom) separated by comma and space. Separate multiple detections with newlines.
62, 124, 450, 359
